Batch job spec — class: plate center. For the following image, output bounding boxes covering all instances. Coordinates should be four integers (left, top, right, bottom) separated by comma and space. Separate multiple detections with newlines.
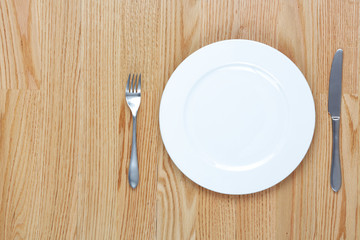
184, 64, 289, 171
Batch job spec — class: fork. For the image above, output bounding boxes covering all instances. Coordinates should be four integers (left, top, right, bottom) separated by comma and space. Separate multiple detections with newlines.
125, 74, 141, 188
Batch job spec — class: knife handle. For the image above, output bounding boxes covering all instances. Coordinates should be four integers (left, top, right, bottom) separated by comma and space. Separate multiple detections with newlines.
330, 117, 341, 192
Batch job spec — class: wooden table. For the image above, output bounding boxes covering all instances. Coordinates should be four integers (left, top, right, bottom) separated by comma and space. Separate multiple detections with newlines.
1, 0, 359, 239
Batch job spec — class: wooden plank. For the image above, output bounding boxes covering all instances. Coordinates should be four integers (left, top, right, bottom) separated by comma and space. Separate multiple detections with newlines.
0, 90, 42, 239
0, 0, 40, 89
157, 0, 201, 239
36, 1, 82, 239
80, 0, 162, 239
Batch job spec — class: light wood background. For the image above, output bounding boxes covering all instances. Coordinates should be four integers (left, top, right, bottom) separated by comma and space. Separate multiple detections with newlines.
0, 0, 359, 239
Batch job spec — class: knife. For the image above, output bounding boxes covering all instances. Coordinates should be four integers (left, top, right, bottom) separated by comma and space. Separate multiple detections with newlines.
328, 49, 343, 192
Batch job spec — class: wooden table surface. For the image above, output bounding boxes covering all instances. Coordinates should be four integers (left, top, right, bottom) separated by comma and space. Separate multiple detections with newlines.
1, 0, 359, 239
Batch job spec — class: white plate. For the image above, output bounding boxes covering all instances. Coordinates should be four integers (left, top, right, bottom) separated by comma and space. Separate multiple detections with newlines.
159, 40, 315, 195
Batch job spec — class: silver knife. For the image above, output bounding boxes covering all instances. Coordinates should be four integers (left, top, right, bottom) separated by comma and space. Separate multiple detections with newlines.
328, 49, 343, 192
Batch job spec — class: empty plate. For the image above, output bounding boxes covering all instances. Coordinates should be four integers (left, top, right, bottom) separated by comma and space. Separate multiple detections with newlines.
159, 40, 315, 194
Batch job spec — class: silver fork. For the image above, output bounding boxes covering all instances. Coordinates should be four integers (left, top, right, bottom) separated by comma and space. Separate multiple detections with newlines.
125, 74, 141, 188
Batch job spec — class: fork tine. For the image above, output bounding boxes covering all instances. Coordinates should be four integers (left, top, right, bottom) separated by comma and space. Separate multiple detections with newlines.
126, 74, 131, 92
137, 74, 141, 92
134, 74, 138, 93
131, 74, 135, 92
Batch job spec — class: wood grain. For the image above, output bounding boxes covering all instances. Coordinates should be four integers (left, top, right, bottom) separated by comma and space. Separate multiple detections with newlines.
0, 0, 359, 239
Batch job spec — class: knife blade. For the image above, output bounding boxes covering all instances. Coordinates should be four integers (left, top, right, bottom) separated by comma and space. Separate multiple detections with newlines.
328, 50, 343, 117
328, 49, 343, 192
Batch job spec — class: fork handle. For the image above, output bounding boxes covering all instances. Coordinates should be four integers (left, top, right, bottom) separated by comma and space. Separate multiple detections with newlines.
129, 116, 139, 188
330, 117, 341, 192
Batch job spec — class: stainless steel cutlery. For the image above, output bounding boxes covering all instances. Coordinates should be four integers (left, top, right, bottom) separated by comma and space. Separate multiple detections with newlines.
125, 74, 142, 188
328, 49, 343, 192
